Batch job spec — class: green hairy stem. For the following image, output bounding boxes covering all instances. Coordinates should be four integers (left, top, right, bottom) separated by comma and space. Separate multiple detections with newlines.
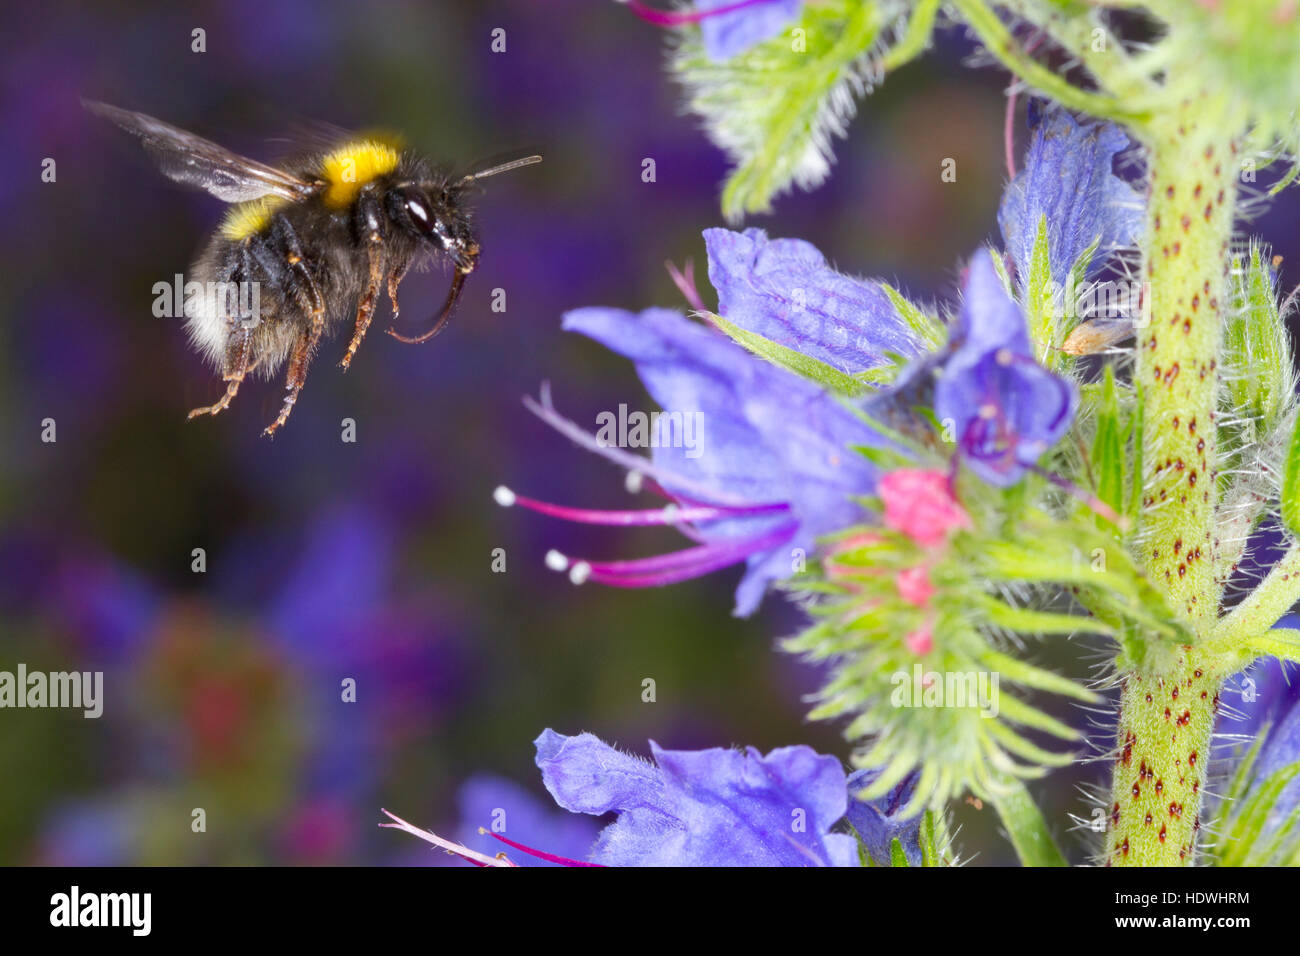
1106, 96, 1240, 866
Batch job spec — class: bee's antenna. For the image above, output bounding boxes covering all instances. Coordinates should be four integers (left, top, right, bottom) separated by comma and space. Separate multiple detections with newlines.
457, 154, 542, 186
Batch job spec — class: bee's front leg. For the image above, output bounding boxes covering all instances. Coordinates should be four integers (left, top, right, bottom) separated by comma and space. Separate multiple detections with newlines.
340, 190, 386, 371
384, 259, 412, 326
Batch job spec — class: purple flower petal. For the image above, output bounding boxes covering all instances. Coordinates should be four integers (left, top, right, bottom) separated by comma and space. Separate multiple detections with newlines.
535, 729, 858, 866
1219, 645, 1300, 828
998, 101, 1143, 288
651, 741, 858, 866
948, 248, 1033, 356
455, 775, 601, 867
697, 0, 802, 61
562, 306, 881, 614
933, 252, 1077, 486
845, 767, 923, 865
534, 729, 683, 864
704, 227, 920, 374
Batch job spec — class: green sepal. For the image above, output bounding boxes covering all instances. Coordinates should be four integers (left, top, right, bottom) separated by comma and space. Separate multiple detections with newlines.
994, 694, 1081, 741
980, 647, 1101, 703
918, 810, 944, 867
1211, 750, 1300, 867
1126, 378, 1145, 527
1024, 215, 1055, 357
977, 595, 1115, 640
988, 777, 1068, 867
1225, 245, 1292, 440
1221, 627, 1300, 668
889, 838, 909, 867
1282, 411, 1300, 538
1269, 160, 1300, 196
1090, 364, 1125, 528
880, 283, 945, 352
705, 311, 865, 397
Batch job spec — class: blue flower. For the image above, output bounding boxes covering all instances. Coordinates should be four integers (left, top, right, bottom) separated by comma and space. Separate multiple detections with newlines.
704, 227, 923, 375
998, 101, 1143, 289
534, 729, 859, 866
627, 1, 802, 61
932, 251, 1077, 486
1219, 639, 1300, 830
386, 733, 932, 866
1251, 672, 1300, 819
696, 0, 801, 60
845, 767, 924, 865
498, 306, 883, 616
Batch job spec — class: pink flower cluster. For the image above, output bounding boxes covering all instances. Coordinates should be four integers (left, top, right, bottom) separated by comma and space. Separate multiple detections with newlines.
879, 469, 972, 548
878, 469, 972, 657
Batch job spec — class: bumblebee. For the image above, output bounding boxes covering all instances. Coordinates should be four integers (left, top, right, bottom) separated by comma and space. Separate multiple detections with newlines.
85, 101, 541, 435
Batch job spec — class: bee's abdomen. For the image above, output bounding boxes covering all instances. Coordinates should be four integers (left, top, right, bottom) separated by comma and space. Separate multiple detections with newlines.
220, 196, 291, 240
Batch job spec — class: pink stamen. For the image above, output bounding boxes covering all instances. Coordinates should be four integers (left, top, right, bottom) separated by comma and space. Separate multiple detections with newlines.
631, 477, 706, 542
624, 0, 780, 28
482, 829, 605, 867
1029, 464, 1128, 530
379, 809, 515, 867
1003, 85, 1018, 182
495, 485, 789, 526
1003, 32, 1046, 182
550, 520, 799, 588
665, 259, 710, 315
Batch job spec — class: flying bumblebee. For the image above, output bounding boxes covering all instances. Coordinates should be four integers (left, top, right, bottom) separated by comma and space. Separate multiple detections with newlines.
85, 100, 541, 436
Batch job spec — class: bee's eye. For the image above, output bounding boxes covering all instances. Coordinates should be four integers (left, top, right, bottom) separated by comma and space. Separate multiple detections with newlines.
405, 196, 431, 228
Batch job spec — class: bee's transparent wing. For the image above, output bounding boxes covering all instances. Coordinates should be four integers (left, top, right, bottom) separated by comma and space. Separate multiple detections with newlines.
84, 100, 320, 203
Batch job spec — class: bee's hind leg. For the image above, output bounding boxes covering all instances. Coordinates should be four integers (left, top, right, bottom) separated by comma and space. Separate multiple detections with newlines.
262, 326, 314, 437
187, 327, 261, 419
263, 214, 326, 438
188, 243, 262, 421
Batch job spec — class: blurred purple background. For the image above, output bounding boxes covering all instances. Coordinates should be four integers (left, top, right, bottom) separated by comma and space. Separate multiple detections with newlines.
3, 0, 1299, 866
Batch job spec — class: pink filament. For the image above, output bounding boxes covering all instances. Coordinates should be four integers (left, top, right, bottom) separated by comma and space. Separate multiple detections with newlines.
564, 520, 799, 588
625, 0, 778, 28
485, 831, 606, 867
508, 491, 789, 527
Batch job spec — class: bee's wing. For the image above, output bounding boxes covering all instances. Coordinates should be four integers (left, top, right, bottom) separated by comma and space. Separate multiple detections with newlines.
84, 100, 320, 203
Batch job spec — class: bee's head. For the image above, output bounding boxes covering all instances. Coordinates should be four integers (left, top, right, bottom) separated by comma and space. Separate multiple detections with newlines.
389, 183, 479, 273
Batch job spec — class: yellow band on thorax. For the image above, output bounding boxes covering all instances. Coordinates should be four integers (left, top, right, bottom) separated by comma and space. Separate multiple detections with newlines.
319, 140, 402, 208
